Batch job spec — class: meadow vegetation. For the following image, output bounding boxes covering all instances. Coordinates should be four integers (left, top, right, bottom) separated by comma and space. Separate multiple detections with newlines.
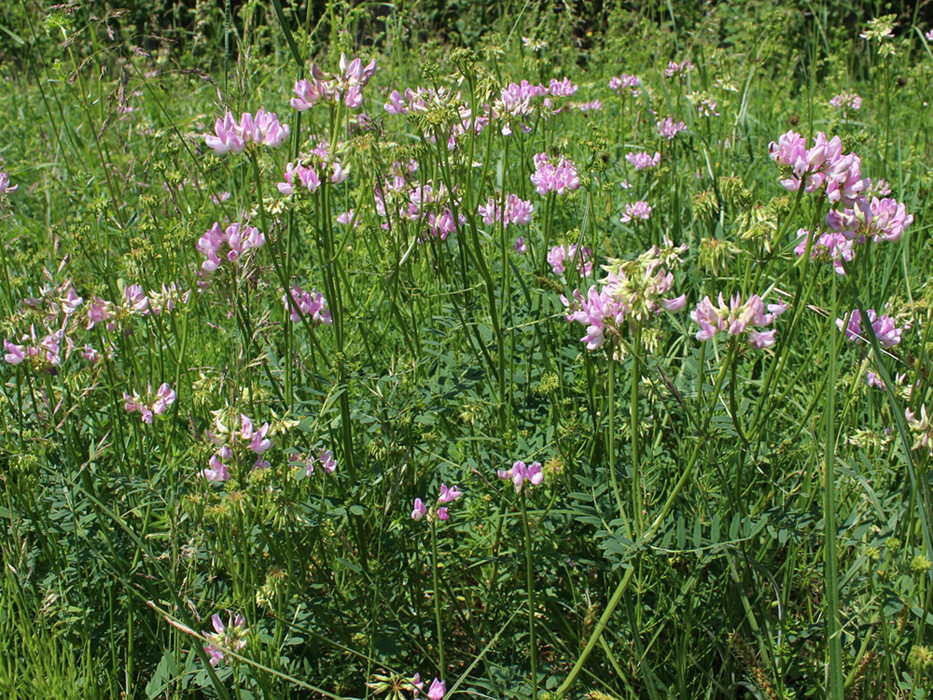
3, 1, 933, 698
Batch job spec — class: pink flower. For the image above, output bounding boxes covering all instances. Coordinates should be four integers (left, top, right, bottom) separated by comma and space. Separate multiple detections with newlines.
203, 613, 249, 666
608, 74, 640, 96
621, 201, 652, 223
284, 285, 332, 325
427, 678, 446, 700
836, 309, 902, 347
317, 448, 337, 473
0, 171, 17, 195
548, 244, 593, 277
626, 151, 660, 170
411, 498, 427, 521
152, 383, 176, 415
477, 194, 534, 227
4, 340, 25, 365
204, 111, 289, 154
202, 454, 231, 482
795, 228, 857, 274
691, 293, 786, 348
437, 483, 462, 504
437, 507, 449, 521
657, 117, 687, 140
530, 153, 580, 196
664, 59, 695, 78
830, 92, 861, 110
497, 460, 544, 493
768, 131, 868, 207
514, 237, 527, 254
548, 77, 578, 98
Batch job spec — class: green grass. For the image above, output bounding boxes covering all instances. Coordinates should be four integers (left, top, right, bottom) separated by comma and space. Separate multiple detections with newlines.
1, 1, 933, 698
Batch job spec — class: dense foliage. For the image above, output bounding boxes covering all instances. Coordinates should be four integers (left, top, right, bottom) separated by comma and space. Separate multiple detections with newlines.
3, 1, 933, 699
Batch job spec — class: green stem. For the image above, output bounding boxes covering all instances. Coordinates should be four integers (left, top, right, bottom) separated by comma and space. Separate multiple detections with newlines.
520, 491, 537, 700
431, 518, 445, 678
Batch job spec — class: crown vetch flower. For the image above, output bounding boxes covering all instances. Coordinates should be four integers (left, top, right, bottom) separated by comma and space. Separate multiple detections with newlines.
626, 151, 660, 170
411, 498, 428, 521
204, 110, 289, 154
497, 460, 543, 493
836, 309, 902, 347
437, 483, 462, 504
530, 153, 580, 196
691, 293, 786, 349
203, 613, 249, 667
0, 171, 17, 195
284, 285, 332, 325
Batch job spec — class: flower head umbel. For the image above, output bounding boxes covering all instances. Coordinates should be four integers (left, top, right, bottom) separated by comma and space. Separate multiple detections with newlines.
626, 151, 660, 171
498, 460, 543, 493
657, 117, 687, 140
548, 244, 593, 277
621, 201, 652, 223
830, 92, 862, 110
836, 309, 902, 347
196, 222, 265, 282
691, 293, 787, 349
292, 54, 377, 111
768, 130, 868, 207
203, 613, 249, 667
284, 285, 332, 325
906, 405, 933, 455
0, 171, 17, 196
412, 483, 463, 522
204, 110, 290, 154
478, 194, 534, 228
561, 240, 687, 350
530, 153, 580, 196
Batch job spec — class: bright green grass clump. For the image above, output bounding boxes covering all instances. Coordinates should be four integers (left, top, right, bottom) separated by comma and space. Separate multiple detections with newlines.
2, 2, 933, 699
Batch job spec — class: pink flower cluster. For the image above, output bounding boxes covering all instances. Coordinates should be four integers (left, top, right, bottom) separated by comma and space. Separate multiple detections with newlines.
4, 325, 68, 370
608, 74, 641, 96
86, 283, 188, 331
202, 413, 274, 481
626, 151, 660, 170
621, 201, 652, 223
794, 229, 855, 275
836, 309, 902, 347
196, 222, 265, 279
296, 448, 337, 476
123, 383, 175, 424
284, 285, 331, 326
277, 157, 349, 195
291, 54, 377, 110
204, 110, 290, 155
0, 171, 17, 195
375, 173, 464, 240
768, 131, 868, 206
906, 405, 933, 455
203, 613, 249, 667
572, 100, 603, 112
530, 153, 580, 196
494, 80, 548, 135
664, 59, 695, 78
657, 117, 687, 140
830, 92, 861, 110
497, 460, 543, 493
385, 86, 487, 149
477, 194, 534, 228
548, 244, 593, 277
412, 482, 462, 522
825, 195, 913, 243
691, 293, 787, 349
561, 241, 687, 349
